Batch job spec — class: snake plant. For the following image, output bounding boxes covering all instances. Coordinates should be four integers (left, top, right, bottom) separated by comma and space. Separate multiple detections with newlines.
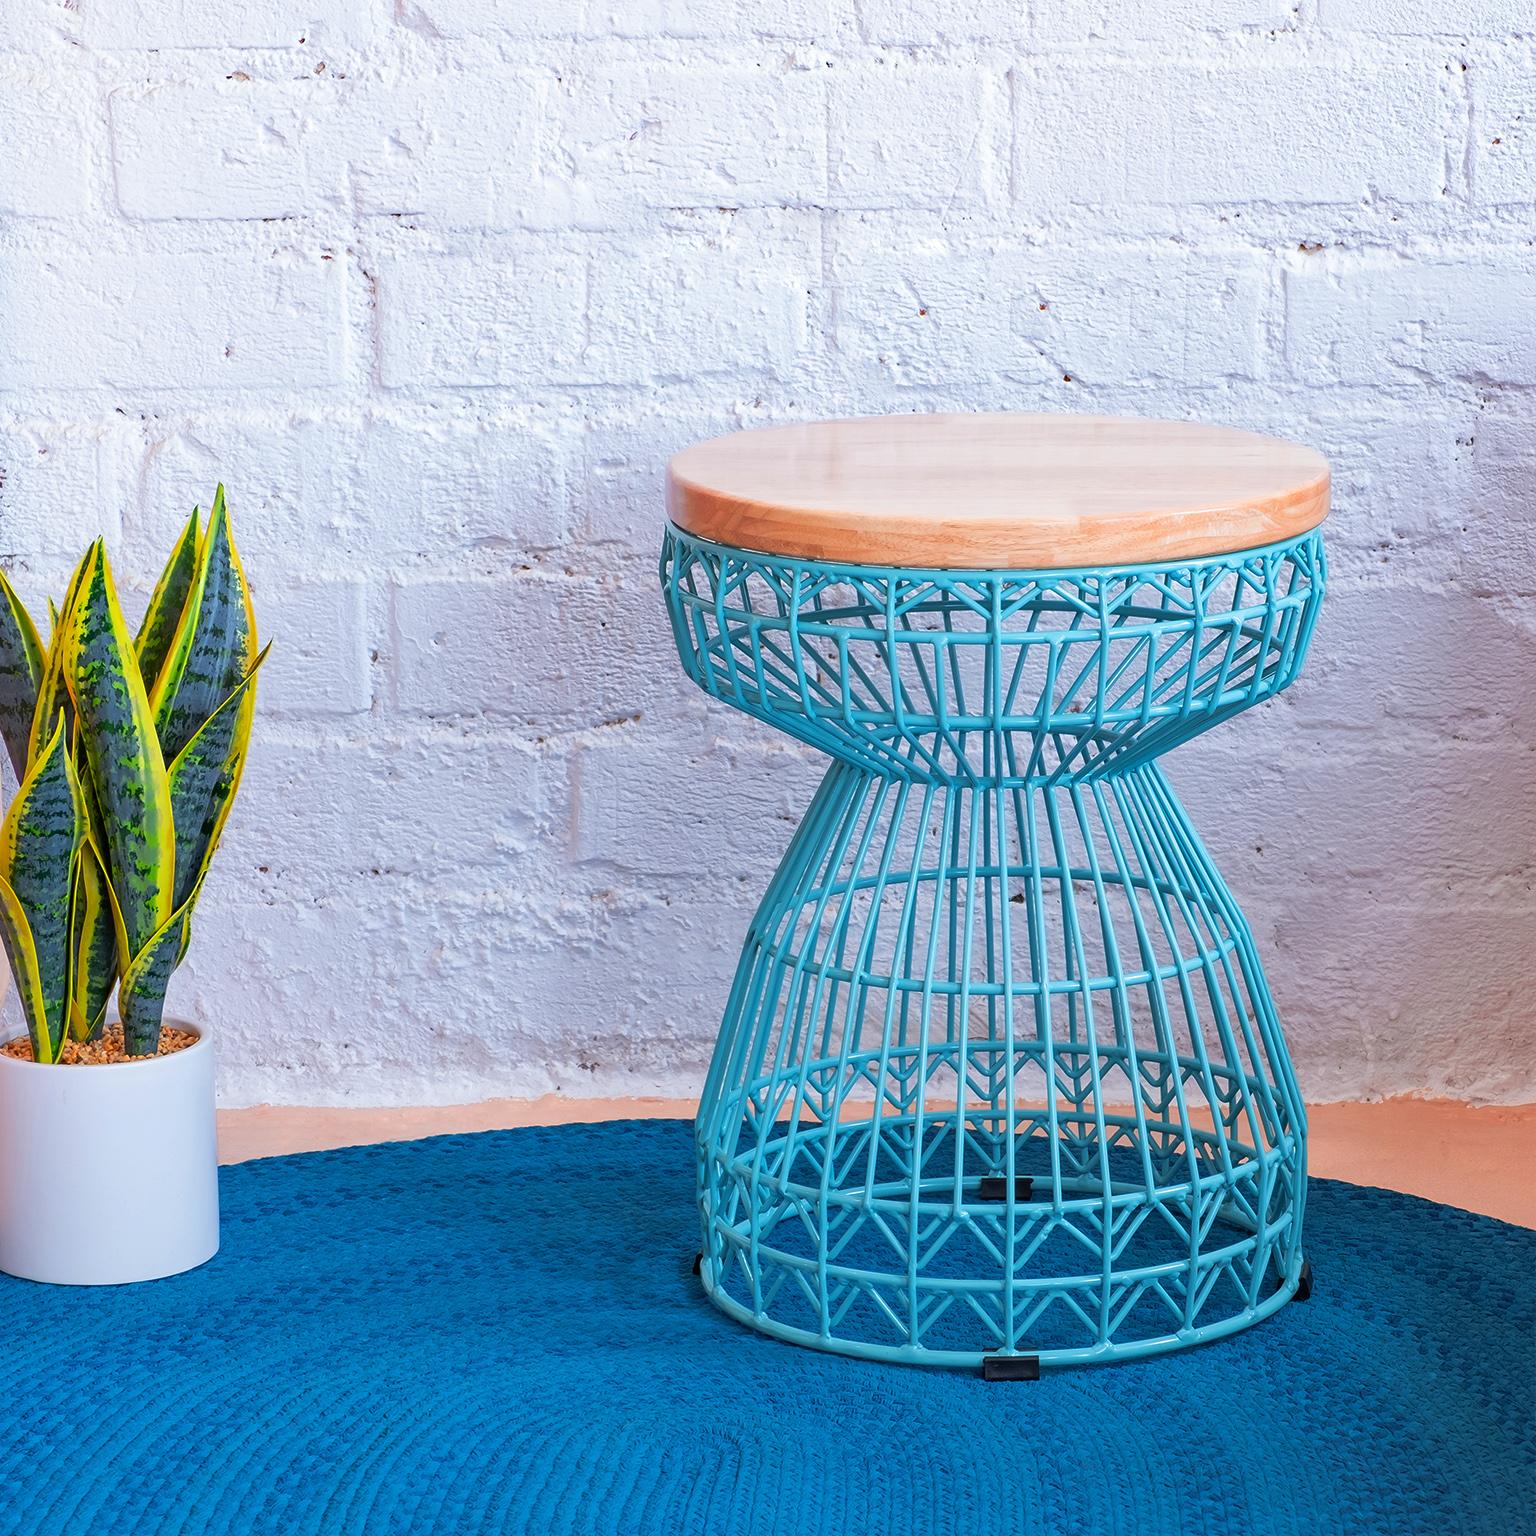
0, 489, 265, 1059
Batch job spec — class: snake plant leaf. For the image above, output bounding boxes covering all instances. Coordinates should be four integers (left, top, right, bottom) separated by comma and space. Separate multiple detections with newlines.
64, 542, 174, 961
0, 571, 44, 782
56, 545, 92, 627
29, 626, 73, 775
75, 732, 108, 857
26, 546, 93, 772
150, 488, 257, 763
0, 714, 84, 1061
118, 879, 201, 1057
69, 834, 118, 1043
84, 830, 131, 1003
136, 507, 200, 695
168, 644, 268, 913
0, 877, 51, 1061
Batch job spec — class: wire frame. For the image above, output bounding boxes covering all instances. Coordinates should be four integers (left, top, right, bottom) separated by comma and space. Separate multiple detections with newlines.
660, 526, 1325, 1369
663, 527, 1322, 786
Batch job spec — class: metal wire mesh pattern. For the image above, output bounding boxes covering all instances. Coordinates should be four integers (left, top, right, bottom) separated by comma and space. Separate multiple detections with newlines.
661, 525, 1325, 1369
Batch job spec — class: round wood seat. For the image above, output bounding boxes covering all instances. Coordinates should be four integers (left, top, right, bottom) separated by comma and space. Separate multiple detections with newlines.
666, 412, 1329, 570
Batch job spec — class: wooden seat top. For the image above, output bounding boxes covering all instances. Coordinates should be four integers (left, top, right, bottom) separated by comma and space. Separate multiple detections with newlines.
666, 413, 1330, 570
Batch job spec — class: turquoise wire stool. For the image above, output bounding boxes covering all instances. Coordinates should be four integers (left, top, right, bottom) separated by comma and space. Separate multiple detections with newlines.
660, 414, 1328, 1374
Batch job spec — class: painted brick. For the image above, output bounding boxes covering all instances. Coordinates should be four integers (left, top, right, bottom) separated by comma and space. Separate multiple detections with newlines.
0, 76, 92, 215
176, 891, 407, 1101
1016, 61, 1446, 208
397, 0, 585, 41
571, 723, 819, 876
586, 255, 808, 383
1289, 901, 1536, 1102
0, 0, 1531, 1108
859, 0, 1029, 43
571, 406, 746, 558
126, 414, 568, 567
0, 2, 78, 50
1285, 253, 1536, 387
1453, 409, 1536, 596
1033, 0, 1297, 40
1183, 731, 1536, 893
0, 248, 346, 393
550, 64, 825, 225
1289, 413, 1462, 583
353, 418, 569, 555
602, 0, 833, 38
254, 576, 373, 718
1318, 0, 1534, 35
110, 82, 350, 221
493, 889, 745, 1095
75, 0, 377, 49
1473, 62, 1536, 205
126, 418, 346, 573
390, 571, 675, 726
414, 886, 742, 1100
353, 78, 543, 226
0, 426, 122, 563
1211, 886, 1536, 1103
829, 64, 998, 211
1288, 587, 1536, 747
832, 241, 1266, 388
376, 251, 586, 389
228, 731, 549, 880
110, 77, 542, 227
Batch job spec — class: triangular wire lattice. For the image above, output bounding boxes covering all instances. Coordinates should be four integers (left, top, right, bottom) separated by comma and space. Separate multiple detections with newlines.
663, 527, 1324, 1368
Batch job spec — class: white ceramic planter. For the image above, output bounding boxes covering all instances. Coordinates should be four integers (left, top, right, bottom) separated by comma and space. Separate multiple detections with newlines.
0, 1021, 219, 1285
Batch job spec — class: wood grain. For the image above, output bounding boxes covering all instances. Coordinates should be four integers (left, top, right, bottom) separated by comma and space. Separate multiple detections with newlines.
667, 412, 1330, 569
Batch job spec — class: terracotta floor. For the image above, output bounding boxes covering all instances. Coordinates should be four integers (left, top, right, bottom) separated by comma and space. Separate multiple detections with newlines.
219, 1097, 1536, 1230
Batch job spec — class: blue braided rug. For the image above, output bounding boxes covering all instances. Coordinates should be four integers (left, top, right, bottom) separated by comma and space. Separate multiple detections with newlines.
1, 1120, 1530, 1535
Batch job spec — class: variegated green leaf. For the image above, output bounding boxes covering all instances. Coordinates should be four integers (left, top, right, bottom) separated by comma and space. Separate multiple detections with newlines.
26, 545, 93, 771
64, 543, 174, 960
118, 881, 199, 1057
29, 628, 73, 774
167, 645, 267, 913
75, 734, 108, 854
0, 571, 43, 782
0, 714, 83, 1060
136, 507, 200, 695
0, 876, 51, 1061
29, 646, 69, 770
70, 834, 118, 1042
150, 488, 257, 762
84, 830, 131, 997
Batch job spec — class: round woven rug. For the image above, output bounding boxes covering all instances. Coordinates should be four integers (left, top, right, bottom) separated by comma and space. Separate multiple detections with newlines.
0, 1120, 1530, 1535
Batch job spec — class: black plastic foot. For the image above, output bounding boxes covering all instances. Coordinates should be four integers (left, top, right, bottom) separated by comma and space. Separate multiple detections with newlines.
977, 1175, 1034, 1202
1295, 1258, 1314, 1301
692, 1250, 703, 1277
983, 1354, 1041, 1382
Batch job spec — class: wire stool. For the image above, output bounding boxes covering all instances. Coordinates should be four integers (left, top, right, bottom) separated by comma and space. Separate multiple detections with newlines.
661, 517, 1324, 1373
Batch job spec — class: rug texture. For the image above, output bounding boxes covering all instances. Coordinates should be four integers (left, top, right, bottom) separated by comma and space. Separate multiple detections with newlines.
0, 1120, 1530, 1535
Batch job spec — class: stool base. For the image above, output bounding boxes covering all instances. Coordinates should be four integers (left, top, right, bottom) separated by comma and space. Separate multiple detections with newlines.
695, 762, 1308, 1369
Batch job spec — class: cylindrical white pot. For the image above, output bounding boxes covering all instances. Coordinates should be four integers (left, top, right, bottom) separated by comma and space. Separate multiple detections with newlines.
0, 1021, 219, 1285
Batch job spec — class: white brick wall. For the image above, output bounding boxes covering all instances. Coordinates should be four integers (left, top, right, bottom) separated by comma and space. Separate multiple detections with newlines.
1, 4, 1533, 1107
